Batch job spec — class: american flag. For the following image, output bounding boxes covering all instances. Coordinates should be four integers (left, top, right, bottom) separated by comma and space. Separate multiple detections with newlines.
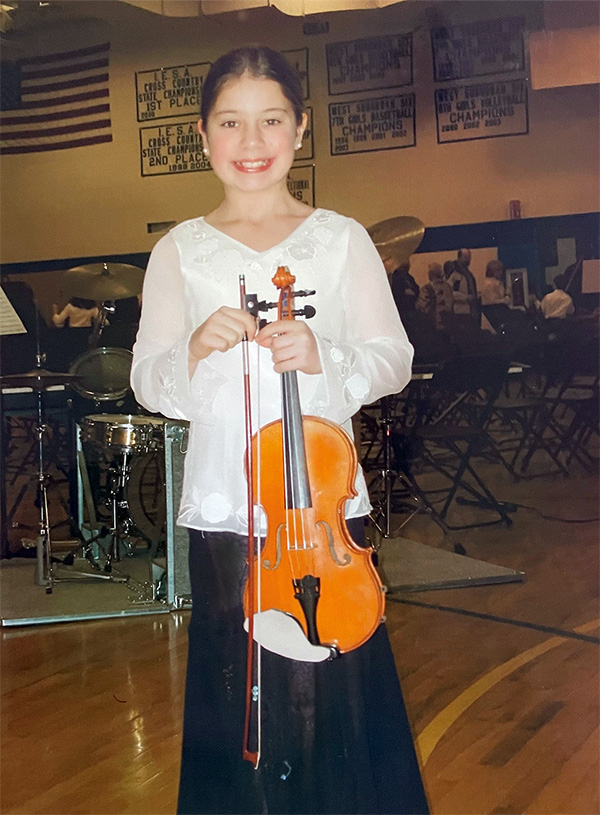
0, 42, 112, 154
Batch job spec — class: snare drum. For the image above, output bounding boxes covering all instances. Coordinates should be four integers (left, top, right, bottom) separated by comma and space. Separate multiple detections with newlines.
81, 414, 166, 455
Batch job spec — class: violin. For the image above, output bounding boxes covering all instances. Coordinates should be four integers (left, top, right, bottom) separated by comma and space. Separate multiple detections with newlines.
240, 266, 386, 765
243, 266, 385, 655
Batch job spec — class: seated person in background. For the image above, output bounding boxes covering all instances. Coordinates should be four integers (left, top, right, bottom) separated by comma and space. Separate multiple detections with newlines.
481, 260, 509, 306
417, 262, 454, 329
481, 259, 511, 332
383, 257, 420, 318
52, 297, 99, 328
446, 249, 478, 326
443, 259, 455, 280
540, 273, 575, 319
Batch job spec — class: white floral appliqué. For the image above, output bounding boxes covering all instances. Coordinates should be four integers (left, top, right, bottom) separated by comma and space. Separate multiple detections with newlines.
192, 237, 220, 264
159, 346, 180, 400
186, 221, 208, 242
207, 248, 245, 283
201, 493, 232, 523
313, 226, 333, 246
346, 373, 370, 400
288, 241, 317, 262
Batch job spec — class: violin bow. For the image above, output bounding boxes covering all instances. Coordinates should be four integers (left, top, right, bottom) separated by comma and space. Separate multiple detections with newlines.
240, 274, 261, 768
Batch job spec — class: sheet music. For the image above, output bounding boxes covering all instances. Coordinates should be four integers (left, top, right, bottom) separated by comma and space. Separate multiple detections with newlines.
0, 287, 27, 336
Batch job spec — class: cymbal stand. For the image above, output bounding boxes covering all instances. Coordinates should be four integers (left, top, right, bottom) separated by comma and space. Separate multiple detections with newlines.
367, 396, 422, 539
368, 396, 396, 539
23, 388, 128, 590
367, 396, 466, 555
32, 383, 53, 591
19, 341, 55, 591
89, 300, 115, 349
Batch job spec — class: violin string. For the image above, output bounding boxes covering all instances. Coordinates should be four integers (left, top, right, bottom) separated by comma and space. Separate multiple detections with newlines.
282, 373, 294, 558
254, 337, 262, 767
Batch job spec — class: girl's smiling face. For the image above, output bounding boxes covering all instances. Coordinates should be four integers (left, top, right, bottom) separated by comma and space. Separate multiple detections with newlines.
199, 72, 306, 196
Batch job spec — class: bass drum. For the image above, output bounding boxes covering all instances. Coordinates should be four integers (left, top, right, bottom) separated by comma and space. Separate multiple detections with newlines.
69, 346, 133, 402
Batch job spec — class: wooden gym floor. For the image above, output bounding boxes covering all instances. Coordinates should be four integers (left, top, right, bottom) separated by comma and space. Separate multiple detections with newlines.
1, 465, 598, 814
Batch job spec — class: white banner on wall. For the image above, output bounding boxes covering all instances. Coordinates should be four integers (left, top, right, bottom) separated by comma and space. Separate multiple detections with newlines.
287, 165, 315, 207
326, 34, 413, 96
139, 119, 210, 176
135, 62, 210, 122
435, 79, 528, 143
329, 93, 415, 155
431, 17, 525, 82
283, 48, 310, 100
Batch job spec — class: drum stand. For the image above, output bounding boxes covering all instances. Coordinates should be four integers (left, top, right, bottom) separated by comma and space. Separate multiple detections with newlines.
21, 377, 127, 591
367, 396, 466, 555
102, 450, 136, 570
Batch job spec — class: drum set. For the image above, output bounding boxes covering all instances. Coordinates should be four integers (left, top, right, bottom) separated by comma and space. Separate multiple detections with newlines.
1, 262, 169, 595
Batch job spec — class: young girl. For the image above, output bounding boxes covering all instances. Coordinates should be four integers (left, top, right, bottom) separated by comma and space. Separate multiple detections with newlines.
131, 46, 428, 815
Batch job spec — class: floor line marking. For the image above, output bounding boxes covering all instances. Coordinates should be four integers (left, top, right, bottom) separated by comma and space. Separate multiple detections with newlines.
390, 597, 600, 643
416, 618, 600, 766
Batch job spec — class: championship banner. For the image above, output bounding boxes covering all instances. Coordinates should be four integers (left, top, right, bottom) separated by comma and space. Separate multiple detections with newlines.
326, 34, 413, 96
287, 165, 314, 207
431, 17, 525, 82
135, 62, 210, 122
329, 93, 415, 156
139, 119, 209, 176
283, 48, 310, 100
435, 79, 528, 144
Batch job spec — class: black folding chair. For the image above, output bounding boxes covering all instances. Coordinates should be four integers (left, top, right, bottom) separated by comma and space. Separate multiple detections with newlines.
487, 361, 570, 480
392, 355, 514, 530
361, 377, 467, 554
520, 334, 599, 474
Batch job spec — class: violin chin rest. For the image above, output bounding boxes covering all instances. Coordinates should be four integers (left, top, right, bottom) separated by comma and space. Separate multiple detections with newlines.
243, 610, 331, 663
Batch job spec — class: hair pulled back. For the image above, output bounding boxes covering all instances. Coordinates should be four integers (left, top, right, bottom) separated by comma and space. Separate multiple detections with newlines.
200, 46, 304, 125
485, 259, 505, 279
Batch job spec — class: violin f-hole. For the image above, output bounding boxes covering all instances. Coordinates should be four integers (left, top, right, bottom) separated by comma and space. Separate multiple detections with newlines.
317, 520, 351, 567
263, 524, 284, 570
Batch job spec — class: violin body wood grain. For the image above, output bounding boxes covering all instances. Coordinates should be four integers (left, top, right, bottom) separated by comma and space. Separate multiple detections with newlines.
245, 415, 385, 653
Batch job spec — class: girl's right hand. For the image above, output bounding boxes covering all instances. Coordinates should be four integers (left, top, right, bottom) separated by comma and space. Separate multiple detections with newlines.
188, 306, 257, 364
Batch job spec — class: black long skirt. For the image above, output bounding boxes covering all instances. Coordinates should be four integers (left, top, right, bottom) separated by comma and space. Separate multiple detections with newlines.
178, 520, 429, 815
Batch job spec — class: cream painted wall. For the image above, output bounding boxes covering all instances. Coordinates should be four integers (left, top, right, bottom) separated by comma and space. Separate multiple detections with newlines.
1, 0, 598, 264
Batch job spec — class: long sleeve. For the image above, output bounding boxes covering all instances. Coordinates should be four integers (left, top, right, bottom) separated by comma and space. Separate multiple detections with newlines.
131, 210, 412, 534
131, 233, 225, 423
306, 219, 413, 425
52, 305, 69, 327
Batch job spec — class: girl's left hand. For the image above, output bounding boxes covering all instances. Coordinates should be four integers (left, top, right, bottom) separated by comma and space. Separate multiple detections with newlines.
256, 320, 322, 375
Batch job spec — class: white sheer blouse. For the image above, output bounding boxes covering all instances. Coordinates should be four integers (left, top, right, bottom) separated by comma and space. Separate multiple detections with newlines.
131, 208, 413, 534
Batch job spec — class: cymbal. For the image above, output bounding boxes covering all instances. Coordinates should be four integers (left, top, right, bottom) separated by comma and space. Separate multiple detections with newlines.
64, 263, 145, 301
1, 369, 83, 390
367, 216, 425, 266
